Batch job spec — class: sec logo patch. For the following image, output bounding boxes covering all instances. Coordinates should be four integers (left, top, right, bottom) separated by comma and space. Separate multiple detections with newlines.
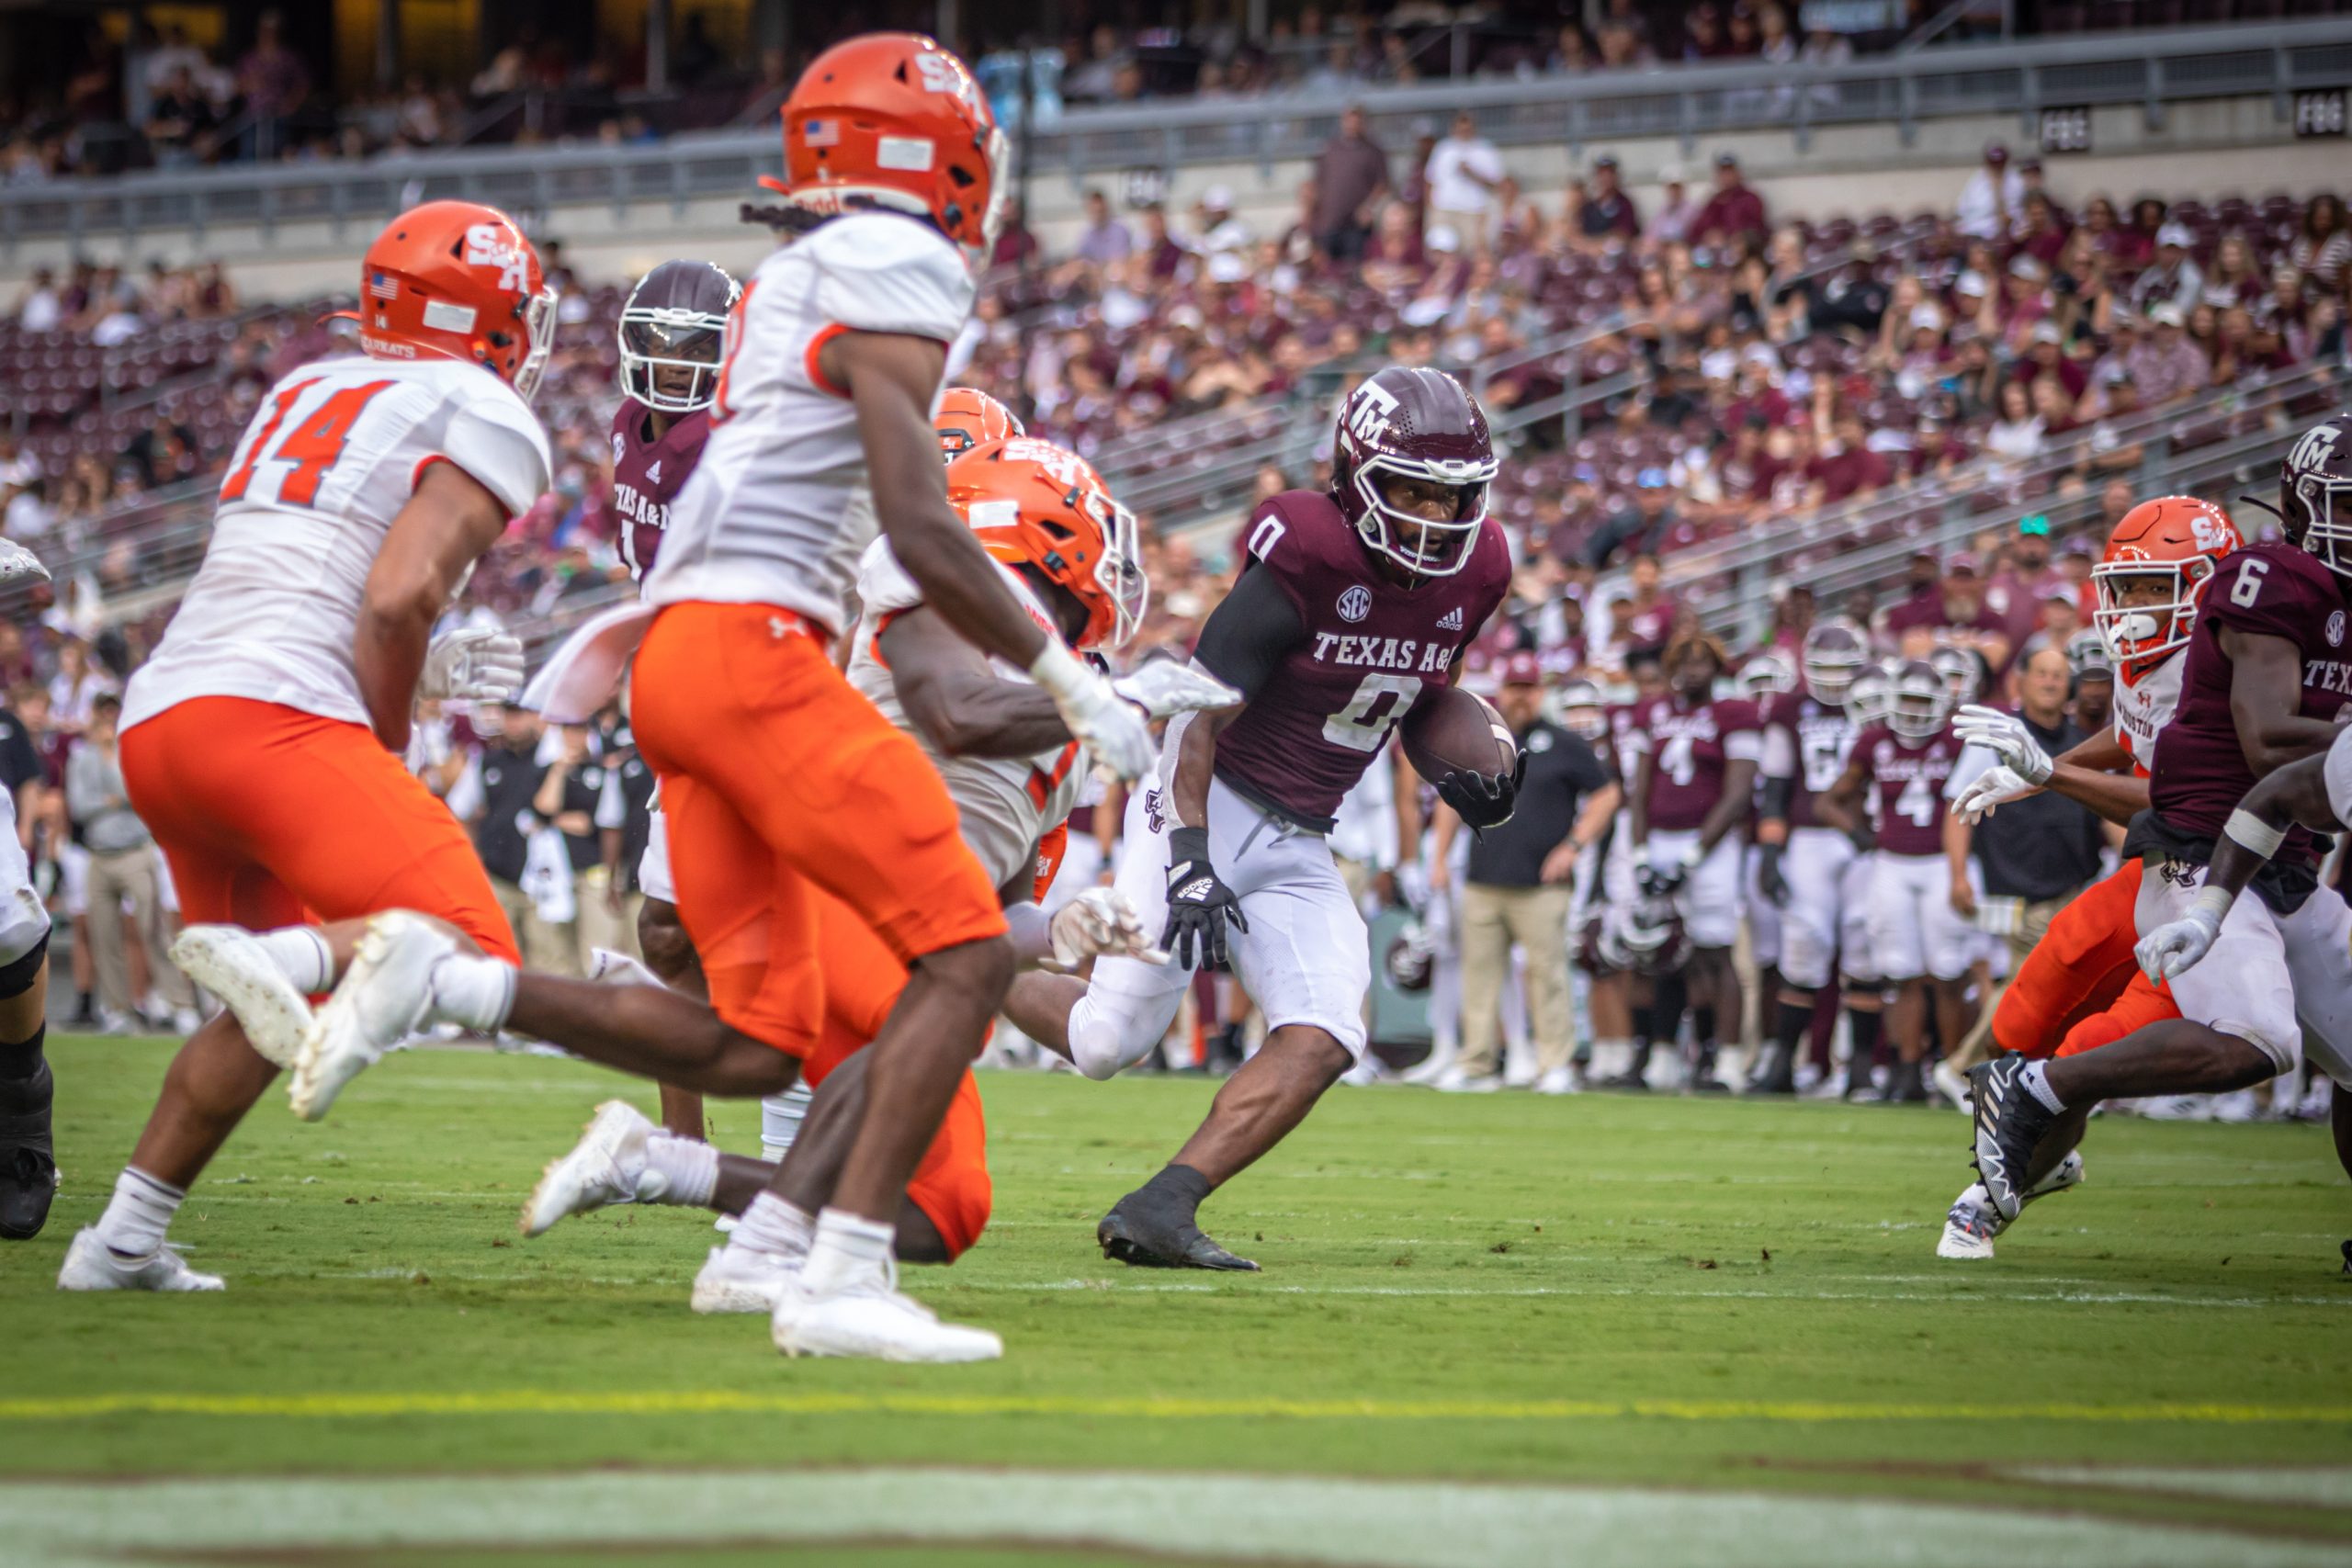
2331, 611, 2346, 648
1337, 586, 1372, 623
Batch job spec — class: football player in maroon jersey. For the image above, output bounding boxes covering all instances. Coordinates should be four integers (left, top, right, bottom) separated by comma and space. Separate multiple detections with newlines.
1623, 634, 1759, 1091
1972, 423, 2352, 1220
1821, 659, 1968, 1102
1004, 367, 1514, 1269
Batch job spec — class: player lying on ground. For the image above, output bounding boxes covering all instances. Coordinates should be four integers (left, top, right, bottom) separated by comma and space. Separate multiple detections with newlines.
997, 367, 1520, 1270
52, 198, 552, 1294
1967, 423, 2352, 1226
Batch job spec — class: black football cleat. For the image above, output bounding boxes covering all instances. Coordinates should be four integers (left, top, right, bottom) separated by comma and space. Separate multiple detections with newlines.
1747, 1045, 1796, 1096
1967, 1057, 2056, 1224
0, 1058, 56, 1241
1098, 1189, 1260, 1271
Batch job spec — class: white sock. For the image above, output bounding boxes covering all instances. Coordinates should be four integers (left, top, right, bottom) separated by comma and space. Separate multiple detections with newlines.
731, 1191, 814, 1260
427, 953, 515, 1032
94, 1168, 184, 1258
642, 1133, 718, 1209
2019, 1059, 2067, 1112
760, 1081, 811, 1163
253, 926, 333, 993
802, 1207, 895, 1295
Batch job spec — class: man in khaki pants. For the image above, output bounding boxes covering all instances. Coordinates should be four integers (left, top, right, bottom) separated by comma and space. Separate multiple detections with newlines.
65, 695, 192, 1032
1430, 653, 1618, 1093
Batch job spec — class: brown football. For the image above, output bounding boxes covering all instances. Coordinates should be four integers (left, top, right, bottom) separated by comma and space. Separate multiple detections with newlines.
1401, 686, 1518, 786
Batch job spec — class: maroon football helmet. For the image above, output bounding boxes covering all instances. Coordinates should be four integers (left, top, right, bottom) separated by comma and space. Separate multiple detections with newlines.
1799, 617, 1870, 705
618, 259, 741, 414
1330, 367, 1498, 579
2280, 412, 2352, 577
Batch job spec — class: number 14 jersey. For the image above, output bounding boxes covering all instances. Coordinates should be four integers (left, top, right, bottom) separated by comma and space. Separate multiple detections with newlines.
125, 356, 550, 732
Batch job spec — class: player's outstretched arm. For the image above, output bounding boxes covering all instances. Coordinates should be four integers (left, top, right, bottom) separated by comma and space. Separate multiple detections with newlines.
1954, 706, 2146, 825
832, 329, 1153, 778
357, 461, 508, 753
2135, 748, 2342, 981
881, 606, 1070, 759
2223, 627, 2344, 773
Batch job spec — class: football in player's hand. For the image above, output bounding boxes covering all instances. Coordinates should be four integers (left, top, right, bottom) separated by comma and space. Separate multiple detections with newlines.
1401, 686, 1517, 787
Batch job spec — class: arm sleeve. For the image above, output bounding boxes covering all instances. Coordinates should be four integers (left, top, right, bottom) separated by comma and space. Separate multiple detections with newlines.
445, 757, 484, 822
435, 386, 553, 519
594, 768, 627, 830
1190, 564, 1307, 700
1758, 722, 1797, 780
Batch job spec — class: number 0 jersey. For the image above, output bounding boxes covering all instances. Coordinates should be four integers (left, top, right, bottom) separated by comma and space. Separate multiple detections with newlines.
647, 213, 975, 638
123, 356, 549, 732
846, 537, 1085, 893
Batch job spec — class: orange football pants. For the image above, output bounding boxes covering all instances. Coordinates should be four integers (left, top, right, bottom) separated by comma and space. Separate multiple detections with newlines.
120, 696, 517, 963
629, 603, 1007, 1259
1992, 859, 2179, 1058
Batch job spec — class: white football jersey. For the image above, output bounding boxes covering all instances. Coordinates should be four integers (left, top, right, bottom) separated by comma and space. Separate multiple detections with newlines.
124, 356, 549, 732
648, 213, 975, 638
2110, 648, 2185, 772
847, 536, 1083, 892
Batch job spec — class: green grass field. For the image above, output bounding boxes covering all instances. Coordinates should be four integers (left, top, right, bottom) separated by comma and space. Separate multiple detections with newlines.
5, 1036, 2351, 1567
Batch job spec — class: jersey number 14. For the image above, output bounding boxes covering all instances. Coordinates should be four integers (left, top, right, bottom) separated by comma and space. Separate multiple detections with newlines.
220, 378, 394, 508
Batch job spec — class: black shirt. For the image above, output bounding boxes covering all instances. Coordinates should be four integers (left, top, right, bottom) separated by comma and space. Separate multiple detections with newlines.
1972, 713, 2106, 900
610, 751, 659, 894
1467, 718, 1611, 887
0, 709, 44, 796
472, 739, 547, 886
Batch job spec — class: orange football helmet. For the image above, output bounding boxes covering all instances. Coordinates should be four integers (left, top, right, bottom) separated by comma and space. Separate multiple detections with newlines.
945, 437, 1148, 650
354, 200, 556, 400
765, 34, 1009, 269
2092, 495, 2243, 665
936, 387, 1024, 459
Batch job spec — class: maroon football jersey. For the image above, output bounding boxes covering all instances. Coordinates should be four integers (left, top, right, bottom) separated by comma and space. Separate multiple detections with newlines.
1854, 721, 1962, 855
1212, 490, 1511, 824
1631, 693, 1762, 830
1758, 689, 1859, 831
2152, 542, 2352, 857
609, 399, 711, 581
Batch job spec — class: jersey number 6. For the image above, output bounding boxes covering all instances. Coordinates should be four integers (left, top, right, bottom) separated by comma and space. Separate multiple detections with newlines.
2229, 557, 2269, 608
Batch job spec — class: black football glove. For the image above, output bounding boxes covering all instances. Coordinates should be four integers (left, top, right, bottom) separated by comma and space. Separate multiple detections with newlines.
1438, 751, 1526, 833
1757, 843, 1789, 907
1163, 826, 1249, 971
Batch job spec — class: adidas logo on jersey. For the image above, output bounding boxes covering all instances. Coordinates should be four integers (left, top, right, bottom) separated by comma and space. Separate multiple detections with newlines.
1436, 607, 1464, 631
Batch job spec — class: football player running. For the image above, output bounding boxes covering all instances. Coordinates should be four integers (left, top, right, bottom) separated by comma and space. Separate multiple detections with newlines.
1933, 497, 2233, 1258
292, 37, 1161, 1361
1624, 634, 1759, 1092
515, 438, 1227, 1296
1971, 426, 2352, 1225
1819, 659, 1966, 1102
1750, 618, 1879, 1096
1001, 367, 1515, 1269
58, 200, 554, 1292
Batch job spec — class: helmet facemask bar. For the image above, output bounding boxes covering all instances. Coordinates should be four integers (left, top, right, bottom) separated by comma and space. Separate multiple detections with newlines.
1077, 486, 1148, 650
512, 285, 558, 404
2296, 470, 2352, 578
1844, 670, 1892, 728
2092, 556, 2208, 664
618, 306, 729, 413
1889, 681, 1949, 740
1352, 454, 1496, 580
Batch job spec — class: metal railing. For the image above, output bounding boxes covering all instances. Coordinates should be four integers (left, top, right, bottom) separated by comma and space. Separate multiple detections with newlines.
1673, 357, 2350, 640
7, 20, 2352, 254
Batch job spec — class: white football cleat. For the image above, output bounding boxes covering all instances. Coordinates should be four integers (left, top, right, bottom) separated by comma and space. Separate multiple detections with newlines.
170, 925, 314, 1069
520, 1100, 658, 1237
289, 911, 454, 1122
1533, 1066, 1578, 1095
1433, 1065, 1503, 1093
690, 1242, 801, 1315
773, 1266, 1000, 1362
1934, 1152, 2084, 1260
56, 1227, 224, 1292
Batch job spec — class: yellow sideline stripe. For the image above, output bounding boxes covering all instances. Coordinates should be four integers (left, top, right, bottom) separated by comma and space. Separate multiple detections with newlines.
1, 1391, 2346, 1424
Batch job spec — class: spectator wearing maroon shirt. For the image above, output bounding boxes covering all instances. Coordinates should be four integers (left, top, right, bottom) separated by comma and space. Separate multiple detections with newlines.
1310, 105, 1391, 262
1883, 553, 2014, 673
1136, 204, 1189, 281
1691, 152, 1768, 254
1807, 412, 1889, 507
2009, 321, 2087, 400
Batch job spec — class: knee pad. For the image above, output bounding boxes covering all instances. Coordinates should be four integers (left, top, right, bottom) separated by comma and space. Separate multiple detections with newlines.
0, 931, 49, 1001
1068, 990, 1161, 1081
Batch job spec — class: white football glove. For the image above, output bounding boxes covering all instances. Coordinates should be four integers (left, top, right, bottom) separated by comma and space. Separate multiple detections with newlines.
1044, 886, 1168, 971
1032, 641, 1155, 782
1952, 703, 2053, 784
0, 540, 51, 586
1111, 660, 1243, 721
419, 626, 527, 705
1951, 764, 2037, 824
2135, 909, 2221, 984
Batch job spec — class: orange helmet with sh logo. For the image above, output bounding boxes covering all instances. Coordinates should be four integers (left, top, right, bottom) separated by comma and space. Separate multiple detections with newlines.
354, 199, 556, 400
936, 387, 1024, 459
944, 437, 1148, 651
2092, 495, 2241, 666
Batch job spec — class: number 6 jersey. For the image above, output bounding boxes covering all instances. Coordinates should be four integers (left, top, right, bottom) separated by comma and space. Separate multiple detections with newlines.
124, 356, 550, 732
1193, 487, 1510, 829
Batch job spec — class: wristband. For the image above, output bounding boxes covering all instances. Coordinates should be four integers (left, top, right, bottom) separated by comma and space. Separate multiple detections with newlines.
1170, 825, 1211, 866
2222, 807, 2288, 861
1001, 900, 1053, 964
1028, 638, 1091, 703
2186, 883, 2236, 928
